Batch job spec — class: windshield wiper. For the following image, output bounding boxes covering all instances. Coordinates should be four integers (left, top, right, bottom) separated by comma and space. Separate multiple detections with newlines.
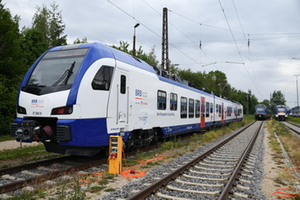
52, 61, 76, 86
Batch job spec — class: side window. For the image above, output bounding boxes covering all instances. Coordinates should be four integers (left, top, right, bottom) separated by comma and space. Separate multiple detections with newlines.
157, 90, 166, 110
206, 102, 209, 117
216, 104, 219, 113
170, 93, 177, 111
210, 103, 213, 113
228, 107, 232, 116
92, 66, 114, 90
195, 100, 200, 118
120, 75, 126, 94
180, 97, 187, 118
189, 98, 194, 118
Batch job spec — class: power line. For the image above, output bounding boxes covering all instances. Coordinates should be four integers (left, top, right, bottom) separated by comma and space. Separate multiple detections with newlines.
218, 0, 263, 100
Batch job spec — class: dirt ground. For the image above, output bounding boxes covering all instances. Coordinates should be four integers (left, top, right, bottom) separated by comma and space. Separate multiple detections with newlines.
261, 127, 286, 200
0, 140, 40, 151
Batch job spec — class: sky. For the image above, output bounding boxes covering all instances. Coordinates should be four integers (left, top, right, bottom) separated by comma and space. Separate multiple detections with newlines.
3, 0, 300, 109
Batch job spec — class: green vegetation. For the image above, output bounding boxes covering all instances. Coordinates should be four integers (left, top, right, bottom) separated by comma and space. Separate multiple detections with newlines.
0, 144, 45, 160
0, 135, 14, 142
287, 116, 300, 124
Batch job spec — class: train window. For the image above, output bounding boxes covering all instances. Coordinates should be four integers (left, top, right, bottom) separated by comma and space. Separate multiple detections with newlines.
120, 75, 126, 94
180, 97, 187, 118
157, 90, 166, 110
170, 93, 177, 110
219, 105, 222, 117
206, 102, 209, 117
210, 103, 213, 113
195, 100, 200, 117
189, 99, 194, 118
92, 66, 114, 90
227, 107, 231, 116
216, 104, 219, 113
25, 48, 88, 95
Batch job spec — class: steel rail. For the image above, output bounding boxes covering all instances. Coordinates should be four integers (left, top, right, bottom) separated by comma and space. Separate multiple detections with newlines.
285, 121, 300, 134
218, 121, 263, 199
127, 121, 256, 200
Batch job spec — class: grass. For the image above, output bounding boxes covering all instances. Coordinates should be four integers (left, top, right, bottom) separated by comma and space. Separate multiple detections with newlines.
0, 144, 50, 160
0, 135, 14, 142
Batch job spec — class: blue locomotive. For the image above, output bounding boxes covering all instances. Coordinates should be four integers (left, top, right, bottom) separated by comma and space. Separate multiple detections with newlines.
10, 42, 243, 156
254, 104, 271, 120
274, 105, 288, 121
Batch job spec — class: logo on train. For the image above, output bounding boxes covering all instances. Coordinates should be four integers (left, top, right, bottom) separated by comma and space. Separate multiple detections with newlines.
31, 99, 44, 108
135, 89, 148, 105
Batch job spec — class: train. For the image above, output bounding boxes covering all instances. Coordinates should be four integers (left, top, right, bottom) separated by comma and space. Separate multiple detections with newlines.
274, 105, 288, 121
254, 104, 271, 120
290, 106, 300, 117
10, 42, 243, 156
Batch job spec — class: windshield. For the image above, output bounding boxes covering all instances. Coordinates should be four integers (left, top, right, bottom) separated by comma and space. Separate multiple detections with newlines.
278, 108, 286, 112
256, 105, 265, 111
23, 48, 88, 95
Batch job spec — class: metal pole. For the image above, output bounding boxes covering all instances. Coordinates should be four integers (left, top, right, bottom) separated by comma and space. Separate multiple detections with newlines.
133, 23, 139, 56
295, 75, 299, 111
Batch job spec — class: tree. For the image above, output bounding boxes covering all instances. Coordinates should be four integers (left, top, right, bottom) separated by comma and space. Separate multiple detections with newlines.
20, 28, 48, 67
48, 2, 67, 47
111, 41, 159, 67
32, 2, 67, 48
0, 0, 24, 135
73, 37, 88, 44
270, 90, 286, 111
261, 99, 271, 110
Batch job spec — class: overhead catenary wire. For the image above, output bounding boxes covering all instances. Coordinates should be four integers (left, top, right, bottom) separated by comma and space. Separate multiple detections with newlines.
218, 0, 263, 100
108, 0, 210, 70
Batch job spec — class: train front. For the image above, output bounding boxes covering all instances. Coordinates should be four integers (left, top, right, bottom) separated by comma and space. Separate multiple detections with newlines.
275, 106, 288, 121
254, 104, 267, 120
10, 43, 112, 156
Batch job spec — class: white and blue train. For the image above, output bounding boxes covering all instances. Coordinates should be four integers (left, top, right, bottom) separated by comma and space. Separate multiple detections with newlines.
274, 105, 288, 121
10, 42, 243, 156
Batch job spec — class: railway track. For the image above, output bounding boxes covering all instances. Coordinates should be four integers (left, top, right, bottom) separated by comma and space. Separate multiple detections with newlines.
283, 121, 300, 135
0, 155, 108, 195
104, 121, 264, 200
0, 142, 162, 198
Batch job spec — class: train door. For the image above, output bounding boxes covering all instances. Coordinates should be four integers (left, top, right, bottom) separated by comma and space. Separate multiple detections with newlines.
117, 71, 129, 124
200, 97, 205, 128
221, 102, 224, 124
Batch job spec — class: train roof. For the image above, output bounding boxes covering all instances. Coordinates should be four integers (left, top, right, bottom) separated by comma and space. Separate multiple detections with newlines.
21, 42, 241, 105
50, 42, 217, 97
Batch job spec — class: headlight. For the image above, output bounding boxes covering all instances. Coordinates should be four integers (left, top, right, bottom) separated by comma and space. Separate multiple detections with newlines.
51, 105, 73, 115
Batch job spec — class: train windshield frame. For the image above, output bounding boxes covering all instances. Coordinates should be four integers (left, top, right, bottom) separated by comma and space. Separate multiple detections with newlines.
23, 48, 89, 95
256, 105, 265, 111
278, 107, 286, 112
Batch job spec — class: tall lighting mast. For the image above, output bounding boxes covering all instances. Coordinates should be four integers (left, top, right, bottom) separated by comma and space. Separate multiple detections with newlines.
161, 7, 169, 71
